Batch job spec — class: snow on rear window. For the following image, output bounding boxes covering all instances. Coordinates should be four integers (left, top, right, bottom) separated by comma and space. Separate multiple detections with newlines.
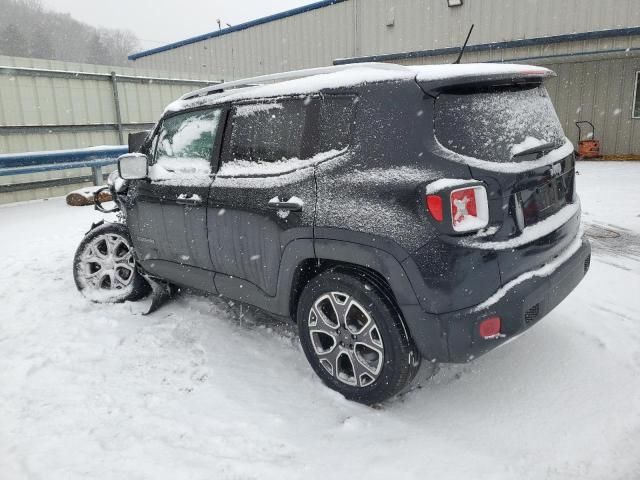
435, 85, 565, 163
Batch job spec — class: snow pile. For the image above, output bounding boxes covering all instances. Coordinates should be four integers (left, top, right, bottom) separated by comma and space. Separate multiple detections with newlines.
1, 163, 640, 479
472, 226, 585, 311
464, 200, 581, 250
152, 156, 212, 177
435, 136, 575, 173
163, 115, 216, 155
235, 102, 283, 117
217, 148, 346, 178
425, 178, 475, 194
510, 136, 552, 156
148, 159, 213, 187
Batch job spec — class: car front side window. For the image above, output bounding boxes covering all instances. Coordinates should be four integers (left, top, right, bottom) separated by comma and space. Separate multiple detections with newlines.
150, 108, 222, 181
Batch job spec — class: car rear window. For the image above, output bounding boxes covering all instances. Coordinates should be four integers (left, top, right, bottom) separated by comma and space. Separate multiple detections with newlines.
434, 84, 565, 163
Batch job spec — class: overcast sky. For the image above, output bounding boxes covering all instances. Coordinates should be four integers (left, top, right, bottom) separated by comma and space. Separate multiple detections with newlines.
41, 0, 312, 51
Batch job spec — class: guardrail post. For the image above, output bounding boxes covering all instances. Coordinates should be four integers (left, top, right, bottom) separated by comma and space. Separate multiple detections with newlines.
91, 166, 103, 186
110, 71, 125, 144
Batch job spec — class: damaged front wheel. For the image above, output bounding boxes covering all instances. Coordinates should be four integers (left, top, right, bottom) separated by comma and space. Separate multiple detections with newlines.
73, 222, 150, 303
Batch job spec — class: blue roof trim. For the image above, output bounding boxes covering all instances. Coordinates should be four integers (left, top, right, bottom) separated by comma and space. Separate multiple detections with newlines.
334, 27, 640, 64
129, 0, 346, 60
488, 46, 640, 64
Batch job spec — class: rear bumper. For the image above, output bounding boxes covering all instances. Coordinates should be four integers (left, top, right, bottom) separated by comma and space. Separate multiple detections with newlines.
401, 235, 591, 363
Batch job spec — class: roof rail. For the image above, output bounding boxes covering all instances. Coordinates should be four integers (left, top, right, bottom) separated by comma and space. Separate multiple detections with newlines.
180, 62, 409, 100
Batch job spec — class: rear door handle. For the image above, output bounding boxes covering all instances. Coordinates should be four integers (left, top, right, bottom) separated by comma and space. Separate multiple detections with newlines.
176, 193, 203, 206
267, 196, 304, 211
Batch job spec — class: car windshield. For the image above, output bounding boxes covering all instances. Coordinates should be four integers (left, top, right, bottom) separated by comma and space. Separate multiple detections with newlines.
434, 84, 566, 162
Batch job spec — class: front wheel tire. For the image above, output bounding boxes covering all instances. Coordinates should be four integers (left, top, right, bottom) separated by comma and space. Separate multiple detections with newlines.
297, 268, 421, 404
73, 222, 149, 303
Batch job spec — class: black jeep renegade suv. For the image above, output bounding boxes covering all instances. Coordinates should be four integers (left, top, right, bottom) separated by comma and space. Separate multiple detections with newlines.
74, 63, 591, 404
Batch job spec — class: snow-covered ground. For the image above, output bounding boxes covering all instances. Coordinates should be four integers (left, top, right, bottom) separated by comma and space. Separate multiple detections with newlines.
1, 162, 639, 480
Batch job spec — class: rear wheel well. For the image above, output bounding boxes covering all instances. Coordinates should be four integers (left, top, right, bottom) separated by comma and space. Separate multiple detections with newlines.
289, 259, 402, 323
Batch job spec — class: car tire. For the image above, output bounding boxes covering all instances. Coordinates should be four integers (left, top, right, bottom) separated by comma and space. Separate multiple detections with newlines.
297, 268, 421, 404
73, 222, 150, 303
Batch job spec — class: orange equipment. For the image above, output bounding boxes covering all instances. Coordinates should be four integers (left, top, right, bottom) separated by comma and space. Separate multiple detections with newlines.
575, 121, 601, 159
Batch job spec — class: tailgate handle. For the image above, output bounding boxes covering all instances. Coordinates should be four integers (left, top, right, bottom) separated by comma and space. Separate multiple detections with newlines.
176, 193, 202, 206
267, 196, 304, 212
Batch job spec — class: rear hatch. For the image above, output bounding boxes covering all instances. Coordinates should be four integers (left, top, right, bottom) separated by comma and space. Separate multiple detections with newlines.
419, 66, 580, 284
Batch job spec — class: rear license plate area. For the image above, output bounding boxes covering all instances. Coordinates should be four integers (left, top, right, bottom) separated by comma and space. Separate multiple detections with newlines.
520, 170, 573, 227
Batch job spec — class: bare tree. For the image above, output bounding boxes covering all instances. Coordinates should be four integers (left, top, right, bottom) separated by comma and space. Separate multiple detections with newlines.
0, 0, 140, 65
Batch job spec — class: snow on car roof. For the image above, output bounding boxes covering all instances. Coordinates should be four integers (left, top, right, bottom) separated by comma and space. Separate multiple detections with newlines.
165, 63, 552, 114
409, 63, 553, 82
164, 66, 414, 114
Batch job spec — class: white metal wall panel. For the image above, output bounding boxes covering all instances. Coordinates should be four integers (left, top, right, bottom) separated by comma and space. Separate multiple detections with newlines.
133, 1, 355, 79
0, 55, 217, 155
132, 0, 640, 78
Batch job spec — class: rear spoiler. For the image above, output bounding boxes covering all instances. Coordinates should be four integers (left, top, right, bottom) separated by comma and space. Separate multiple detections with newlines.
410, 63, 556, 95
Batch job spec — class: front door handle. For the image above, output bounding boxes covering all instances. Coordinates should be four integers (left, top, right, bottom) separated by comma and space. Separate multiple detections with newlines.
176, 193, 203, 206
267, 196, 304, 211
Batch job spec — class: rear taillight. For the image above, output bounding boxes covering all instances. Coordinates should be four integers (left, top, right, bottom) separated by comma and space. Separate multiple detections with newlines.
426, 195, 443, 222
450, 185, 488, 232
425, 180, 490, 233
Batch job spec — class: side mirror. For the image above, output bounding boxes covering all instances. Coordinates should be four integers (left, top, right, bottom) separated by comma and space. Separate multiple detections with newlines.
128, 131, 151, 153
118, 153, 149, 180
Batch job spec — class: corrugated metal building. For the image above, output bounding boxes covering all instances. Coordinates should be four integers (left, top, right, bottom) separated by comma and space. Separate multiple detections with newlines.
128, 0, 640, 157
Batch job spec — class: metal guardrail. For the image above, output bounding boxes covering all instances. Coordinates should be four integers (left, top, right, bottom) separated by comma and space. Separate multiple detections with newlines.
0, 145, 127, 188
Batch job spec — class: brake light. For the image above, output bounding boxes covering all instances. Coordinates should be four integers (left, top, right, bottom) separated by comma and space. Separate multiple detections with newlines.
479, 316, 501, 339
426, 195, 443, 222
450, 185, 489, 232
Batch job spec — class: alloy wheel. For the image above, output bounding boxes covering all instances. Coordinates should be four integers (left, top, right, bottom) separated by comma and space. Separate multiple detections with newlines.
79, 233, 136, 292
308, 291, 384, 387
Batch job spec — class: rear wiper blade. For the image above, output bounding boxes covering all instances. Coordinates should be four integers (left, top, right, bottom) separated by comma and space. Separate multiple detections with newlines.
512, 141, 558, 158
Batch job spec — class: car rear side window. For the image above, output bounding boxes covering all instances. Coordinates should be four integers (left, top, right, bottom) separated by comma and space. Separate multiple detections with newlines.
434, 84, 565, 163
229, 99, 308, 163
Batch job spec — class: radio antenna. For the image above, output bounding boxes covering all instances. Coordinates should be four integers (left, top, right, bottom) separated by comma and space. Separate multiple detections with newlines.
453, 24, 475, 64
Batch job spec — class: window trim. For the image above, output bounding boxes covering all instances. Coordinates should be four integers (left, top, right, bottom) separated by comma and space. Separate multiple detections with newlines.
633, 71, 640, 119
